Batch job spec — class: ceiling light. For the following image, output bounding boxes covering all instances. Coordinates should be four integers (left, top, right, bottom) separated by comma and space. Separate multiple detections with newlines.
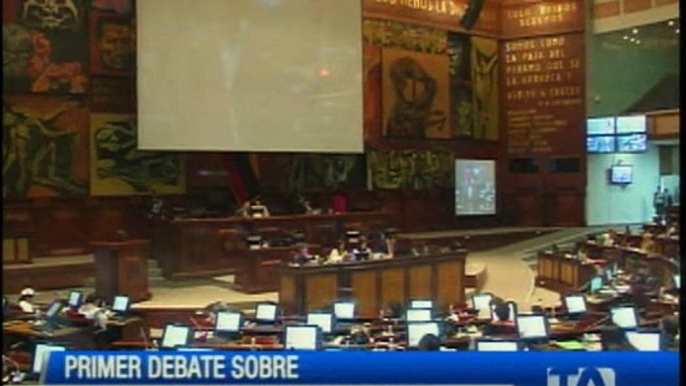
635, 39, 641, 44
629, 37, 635, 42
668, 20, 675, 27
632, 28, 639, 34
623, 35, 629, 40
676, 29, 680, 34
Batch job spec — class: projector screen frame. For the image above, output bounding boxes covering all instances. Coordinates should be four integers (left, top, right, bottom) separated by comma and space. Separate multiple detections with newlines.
454, 158, 497, 217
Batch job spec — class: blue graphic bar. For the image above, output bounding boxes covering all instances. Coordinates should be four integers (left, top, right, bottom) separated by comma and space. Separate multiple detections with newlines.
43, 351, 678, 386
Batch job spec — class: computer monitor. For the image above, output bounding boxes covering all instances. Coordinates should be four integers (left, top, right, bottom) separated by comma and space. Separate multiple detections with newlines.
471, 293, 493, 310
406, 322, 440, 348
516, 314, 550, 341
255, 303, 278, 324
333, 302, 355, 321
215, 311, 242, 334
112, 295, 131, 314
406, 308, 432, 322
32, 343, 66, 374
610, 262, 619, 275
306, 312, 334, 334
589, 276, 603, 293
250, 205, 268, 218
45, 301, 63, 320
674, 274, 680, 290
284, 325, 321, 350
345, 231, 360, 244
604, 268, 613, 282
177, 347, 213, 352
475, 339, 520, 352
409, 299, 433, 309
564, 295, 587, 315
67, 291, 83, 308
625, 331, 662, 351
610, 306, 638, 329
160, 324, 193, 349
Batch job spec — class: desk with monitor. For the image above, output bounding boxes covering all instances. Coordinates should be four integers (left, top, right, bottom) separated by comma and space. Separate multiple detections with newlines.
278, 251, 467, 317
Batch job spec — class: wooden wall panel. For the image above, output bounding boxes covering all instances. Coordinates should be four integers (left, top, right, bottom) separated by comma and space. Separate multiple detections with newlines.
407, 264, 432, 299
304, 274, 338, 312
351, 270, 379, 317
380, 268, 405, 308
436, 260, 465, 308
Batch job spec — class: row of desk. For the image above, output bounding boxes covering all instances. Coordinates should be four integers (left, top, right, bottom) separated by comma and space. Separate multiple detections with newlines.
150, 212, 391, 280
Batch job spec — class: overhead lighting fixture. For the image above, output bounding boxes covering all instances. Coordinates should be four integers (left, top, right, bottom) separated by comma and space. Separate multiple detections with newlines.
632, 28, 639, 34
668, 20, 675, 27
623, 35, 629, 40
676, 28, 680, 34
635, 39, 641, 44
629, 37, 635, 42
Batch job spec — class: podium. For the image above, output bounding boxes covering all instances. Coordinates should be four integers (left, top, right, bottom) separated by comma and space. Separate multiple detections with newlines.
91, 239, 151, 302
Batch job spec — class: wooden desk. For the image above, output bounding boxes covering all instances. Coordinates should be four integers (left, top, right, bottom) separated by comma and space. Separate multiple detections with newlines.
235, 246, 301, 293
278, 251, 467, 316
2, 320, 85, 339
92, 239, 151, 302
536, 252, 597, 294
152, 212, 391, 280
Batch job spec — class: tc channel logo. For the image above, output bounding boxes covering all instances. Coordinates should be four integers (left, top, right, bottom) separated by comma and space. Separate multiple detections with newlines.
547, 367, 616, 386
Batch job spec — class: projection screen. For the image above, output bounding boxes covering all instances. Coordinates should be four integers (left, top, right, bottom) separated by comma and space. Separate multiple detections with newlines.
137, 0, 363, 153
454, 159, 496, 216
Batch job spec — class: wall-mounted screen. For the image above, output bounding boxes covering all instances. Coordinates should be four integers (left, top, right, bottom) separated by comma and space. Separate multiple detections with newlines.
609, 165, 633, 185
587, 136, 616, 153
454, 160, 496, 216
616, 115, 647, 134
587, 117, 616, 135
137, 0, 363, 152
616, 134, 647, 153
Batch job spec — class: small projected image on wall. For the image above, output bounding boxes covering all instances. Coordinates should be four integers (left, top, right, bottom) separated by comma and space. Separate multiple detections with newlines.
455, 159, 496, 215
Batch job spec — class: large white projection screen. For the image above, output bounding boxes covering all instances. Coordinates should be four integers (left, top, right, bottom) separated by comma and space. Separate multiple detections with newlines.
455, 159, 496, 216
137, 0, 363, 153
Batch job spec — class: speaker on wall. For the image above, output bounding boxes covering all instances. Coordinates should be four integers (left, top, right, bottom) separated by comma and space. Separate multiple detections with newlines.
460, 0, 485, 31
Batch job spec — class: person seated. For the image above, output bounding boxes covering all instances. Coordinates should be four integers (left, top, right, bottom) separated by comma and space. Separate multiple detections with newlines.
602, 229, 619, 247
660, 314, 680, 350
601, 327, 637, 351
379, 234, 396, 259
352, 240, 372, 262
482, 300, 517, 336
348, 325, 372, 345
293, 244, 315, 266
17, 287, 36, 313
328, 239, 350, 263
639, 232, 656, 254
78, 294, 107, 319
417, 333, 442, 351
235, 201, 251, 218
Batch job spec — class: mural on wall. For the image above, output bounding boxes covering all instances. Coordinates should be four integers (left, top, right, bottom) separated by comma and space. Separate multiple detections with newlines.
367, 149, 453, 190
363, 19, 447, 54
90, 114, 185, 195
382, 48, 450, 140
2, 0, 89, 93
3, 95, 88, 198
90, 76, 135, 113
90, 12, 135, 76
259, 153, 366, 193
448, 32, 473, 138
363, 43, 381, 143
471, 36, 498, 140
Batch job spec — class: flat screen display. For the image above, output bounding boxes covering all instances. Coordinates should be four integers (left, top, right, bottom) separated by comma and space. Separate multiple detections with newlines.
616, 134, 647, 153
409, 300, 433, 309
285, 325, 320, 350
625, 331, 661, 351
255, 303, 277, 322
160, 325, 192, 348
406, 322, 440, 348
455, 160, 496, 216
406, 309, 432, 322
564, 295, 587, 314
112, 296, 130, 313
215, 311, 242, 333
587, 117, 616, 135
476, 339, 520, 352
516, 315, 549, 340
472, 294, 493, 311
611, 306, 638, 329
590, 277, 603, 292
610, 165, 633, 184
616, 115, 647, 134
306, 313, 334, 334
68, 291, 83, 308
587, 136, 616, 153
333, 302, 355, 320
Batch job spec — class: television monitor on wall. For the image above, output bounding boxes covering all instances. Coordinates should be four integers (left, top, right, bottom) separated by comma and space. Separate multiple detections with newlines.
616, 134, 647, 153
587, 117, 616, 135
454, 159, 496, 216
587, 136, 616, 153
616, 115, 647, 134
609, 165, 633, 185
